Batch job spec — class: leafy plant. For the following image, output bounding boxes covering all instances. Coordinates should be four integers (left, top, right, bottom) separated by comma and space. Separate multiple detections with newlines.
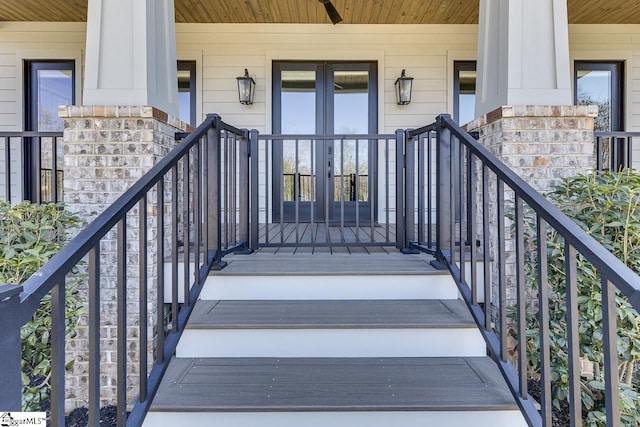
517, 171, 640, 426
0, 201, 86, 411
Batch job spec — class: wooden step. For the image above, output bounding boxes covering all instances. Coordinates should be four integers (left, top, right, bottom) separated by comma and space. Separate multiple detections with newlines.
144, 357, 527, 427
176, 299, 486, 357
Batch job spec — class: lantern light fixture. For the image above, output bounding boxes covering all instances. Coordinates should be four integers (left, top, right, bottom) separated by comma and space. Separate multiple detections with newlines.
394, 69, 413, 105
236, 68, 256, 105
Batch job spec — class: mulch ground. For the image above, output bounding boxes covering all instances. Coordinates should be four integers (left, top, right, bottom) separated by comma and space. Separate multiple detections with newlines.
63, 405, 117, 427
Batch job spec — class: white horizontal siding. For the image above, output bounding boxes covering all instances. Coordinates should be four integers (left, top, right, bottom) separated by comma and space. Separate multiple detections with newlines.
0, 22, 85, 131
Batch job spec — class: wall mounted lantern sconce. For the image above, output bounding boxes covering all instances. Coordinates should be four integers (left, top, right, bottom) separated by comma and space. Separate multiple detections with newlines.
237, 69, 256, 105
394, 69, 413, 105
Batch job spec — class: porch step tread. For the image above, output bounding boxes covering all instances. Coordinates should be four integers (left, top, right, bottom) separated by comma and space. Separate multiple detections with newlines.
150, 356, 517, 412
187, 299, 475, 329
210, 256, 442, 276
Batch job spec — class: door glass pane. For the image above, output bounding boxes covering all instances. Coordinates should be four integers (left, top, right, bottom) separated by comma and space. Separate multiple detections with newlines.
177, 61, 196, 125
333, 70, 369, 202
458, 70, 476, 125
36, 68, 73, 131
281, 70, 316, 202
576, 70, 612, 131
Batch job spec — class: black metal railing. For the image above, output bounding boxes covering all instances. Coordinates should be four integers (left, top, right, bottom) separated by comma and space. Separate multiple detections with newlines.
0, 132, 64, 203
250, 133, 400, 247
0, 114, 249, 426
408, 114, 640, 427
595, 131, 640, 171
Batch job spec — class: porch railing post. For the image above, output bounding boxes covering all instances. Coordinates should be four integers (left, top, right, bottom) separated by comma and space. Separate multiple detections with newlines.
402, 130, 418, 254
238, 129, 251, 252
395, 129, 405, 249
249, 129, 260, 250
0, 284, 24, 411
206, 114, 223, 265
435, 114, 452, 264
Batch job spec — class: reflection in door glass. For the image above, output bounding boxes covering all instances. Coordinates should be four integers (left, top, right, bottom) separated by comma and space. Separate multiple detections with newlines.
333, 71, 369, 202
576, 70, 612, 131
37, 69, 73, 132
281, 71, 316, 201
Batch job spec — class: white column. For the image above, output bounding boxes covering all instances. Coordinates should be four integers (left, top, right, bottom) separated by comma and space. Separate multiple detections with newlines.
83, 0, 178, 116
475, 0, 572, 116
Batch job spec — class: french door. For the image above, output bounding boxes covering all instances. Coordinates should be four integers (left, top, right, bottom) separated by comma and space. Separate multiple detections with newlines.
272, 61, 377, 223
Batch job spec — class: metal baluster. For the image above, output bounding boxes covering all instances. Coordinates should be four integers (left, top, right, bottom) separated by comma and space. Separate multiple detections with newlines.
117, 218, 127, 425
156, 179, 165, 363
295, 139, 300, 243
601, 275, 621, 427
427, 132, 433, 248
50, 281, 66, 427
565, 242, 582, 427
417, 134, 425, 245
310, 139, 316, 245
171, 165, 179, 331
4, 137, 10, 201
468, 151, 477, 305
537, 216, 552, 427
497, 179, 506, 362
34, 137, 42, 203
194, 141, 202, 273
355, 138, 360, 242
52, 137, 58, 203
370, 138, 375, 243
183, 152, 191, 307
515, 195, 527, 398
385, 137, 390, 243
88, 247, 101, 427
340, 138, 345, 243
139, 197, 148, 402
482, 165, 491, 331
459, 139, 465, 284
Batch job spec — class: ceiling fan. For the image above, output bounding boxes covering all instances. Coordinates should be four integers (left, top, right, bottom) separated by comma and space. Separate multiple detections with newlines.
317, 0, 343, 25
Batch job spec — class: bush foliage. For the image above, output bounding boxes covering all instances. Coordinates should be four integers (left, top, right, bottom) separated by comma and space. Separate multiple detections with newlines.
521, 171, 640, 426
0, 201, 86, 411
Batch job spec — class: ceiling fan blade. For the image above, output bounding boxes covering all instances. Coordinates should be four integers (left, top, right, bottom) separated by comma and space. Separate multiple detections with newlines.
318, 0, 343, 25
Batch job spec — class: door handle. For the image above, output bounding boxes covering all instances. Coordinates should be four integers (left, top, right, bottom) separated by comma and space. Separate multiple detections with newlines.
327, 160, 331, 178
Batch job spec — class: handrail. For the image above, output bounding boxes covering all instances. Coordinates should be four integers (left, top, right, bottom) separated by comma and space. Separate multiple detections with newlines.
409, 113, 640, 427
0, 114, 250, 426
442, 115, 640, 304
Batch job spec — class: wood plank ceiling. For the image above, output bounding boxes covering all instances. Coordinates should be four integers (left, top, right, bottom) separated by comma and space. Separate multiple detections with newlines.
1, 0, 640, 24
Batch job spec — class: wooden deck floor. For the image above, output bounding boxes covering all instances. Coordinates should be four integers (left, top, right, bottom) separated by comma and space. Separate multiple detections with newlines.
256, 223, 398, 250
220, 250, 437, 271
187, 299, 475, 329
151, 356, 516, 412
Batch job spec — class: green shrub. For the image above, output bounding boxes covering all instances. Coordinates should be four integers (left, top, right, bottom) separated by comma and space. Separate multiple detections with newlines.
519, 171, 640, 426
0, 201, 86, 411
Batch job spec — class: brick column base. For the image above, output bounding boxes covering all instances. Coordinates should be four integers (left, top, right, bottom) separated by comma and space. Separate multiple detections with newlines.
465, 105, 598, 360
59, 105, 190, 410
467, 105, 598, 193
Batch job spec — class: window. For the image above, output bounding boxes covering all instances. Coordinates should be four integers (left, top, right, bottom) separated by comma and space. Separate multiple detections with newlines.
574, 61, 624, 132
453, 61, 477, 125
177, 61, 196, 126
24, 60, 75, 202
